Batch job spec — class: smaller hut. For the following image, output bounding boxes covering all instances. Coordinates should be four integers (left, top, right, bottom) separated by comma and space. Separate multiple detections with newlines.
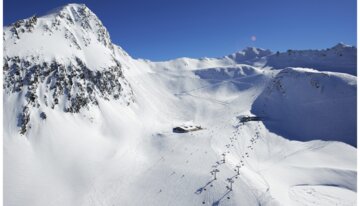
173, 124, 202, 133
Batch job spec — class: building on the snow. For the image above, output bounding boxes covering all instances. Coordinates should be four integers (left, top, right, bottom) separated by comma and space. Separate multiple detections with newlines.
238, 115, 261, 123
173, 125, 202, 133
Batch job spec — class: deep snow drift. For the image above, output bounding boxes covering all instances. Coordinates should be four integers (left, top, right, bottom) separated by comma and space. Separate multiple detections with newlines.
3, 4, 357, 206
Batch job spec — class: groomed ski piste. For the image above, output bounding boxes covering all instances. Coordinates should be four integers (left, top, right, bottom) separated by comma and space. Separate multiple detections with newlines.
3, 4, 357, 206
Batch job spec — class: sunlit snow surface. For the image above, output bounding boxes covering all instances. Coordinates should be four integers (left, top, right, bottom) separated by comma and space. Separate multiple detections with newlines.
3, 4, 357, 206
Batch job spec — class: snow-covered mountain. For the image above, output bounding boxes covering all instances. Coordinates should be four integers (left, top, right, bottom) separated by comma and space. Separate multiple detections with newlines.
265, 43, 357, 75
138, 43, 356, 75
226, 47, 272, 64
252, 67, 357, 146
3, 4, 134, 134
3, 4, 357, 206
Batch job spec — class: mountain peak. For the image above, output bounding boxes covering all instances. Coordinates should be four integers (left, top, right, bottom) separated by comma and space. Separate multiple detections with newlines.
44, 3, 89, 17
5, 2, 112, 46
243, 46, 264, 52
4, 2, 115, 66
62, 3, 87, 9
49, 3, 94, 23
227, 47, 272, 63
331, 42, 353, 50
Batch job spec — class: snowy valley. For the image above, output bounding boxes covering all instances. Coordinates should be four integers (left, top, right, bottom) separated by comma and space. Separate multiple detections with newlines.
3, 4, 357, 206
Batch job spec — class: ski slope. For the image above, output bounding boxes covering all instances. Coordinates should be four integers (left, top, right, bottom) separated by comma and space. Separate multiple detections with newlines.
3, 3, 357, 206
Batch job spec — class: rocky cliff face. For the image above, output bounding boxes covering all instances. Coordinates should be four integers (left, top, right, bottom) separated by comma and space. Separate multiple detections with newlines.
3, 4, 134, 134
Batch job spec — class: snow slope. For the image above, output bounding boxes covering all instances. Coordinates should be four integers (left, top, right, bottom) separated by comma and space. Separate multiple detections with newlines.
252, 67, 357, 146
3, 3, 357, 206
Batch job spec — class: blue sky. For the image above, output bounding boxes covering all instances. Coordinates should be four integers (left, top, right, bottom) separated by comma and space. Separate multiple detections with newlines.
4, 0, 357, 61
